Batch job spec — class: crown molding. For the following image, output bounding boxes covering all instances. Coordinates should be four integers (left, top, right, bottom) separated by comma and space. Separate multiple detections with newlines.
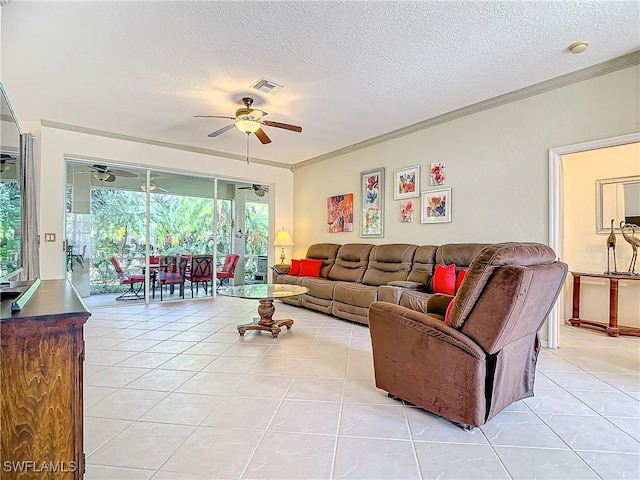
40, 120, 295, 171
295, 50, 640, 169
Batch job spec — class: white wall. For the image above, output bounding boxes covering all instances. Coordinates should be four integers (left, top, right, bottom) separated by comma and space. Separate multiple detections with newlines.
293, 65, 640, 259
37, 126, 294, 279
563, 143, 640, 328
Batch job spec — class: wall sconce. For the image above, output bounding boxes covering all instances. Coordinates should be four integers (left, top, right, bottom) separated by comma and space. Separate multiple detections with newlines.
273, 228, 294, 264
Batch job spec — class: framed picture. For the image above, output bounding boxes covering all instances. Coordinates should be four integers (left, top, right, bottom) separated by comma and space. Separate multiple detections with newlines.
394, 165, 420, 200
327, 193, 354, 232
360, 168, 384, 237
421, 188, 452, 224
429, 161, 446, 186
400, 200, 414, 223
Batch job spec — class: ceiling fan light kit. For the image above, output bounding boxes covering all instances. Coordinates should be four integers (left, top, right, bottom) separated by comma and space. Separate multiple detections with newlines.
235, 119, 261, 133
93, 172, 110, 181
195, 96, 302, 148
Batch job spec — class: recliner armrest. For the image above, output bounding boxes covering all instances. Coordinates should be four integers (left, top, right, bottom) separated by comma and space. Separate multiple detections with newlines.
369, 301, 484, 360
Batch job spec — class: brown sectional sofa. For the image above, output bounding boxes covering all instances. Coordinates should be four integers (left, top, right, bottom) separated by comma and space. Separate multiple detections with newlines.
273, 242, 489, 324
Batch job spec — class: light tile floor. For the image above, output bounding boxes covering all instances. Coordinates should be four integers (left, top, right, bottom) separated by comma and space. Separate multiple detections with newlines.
83, 297, 640, 479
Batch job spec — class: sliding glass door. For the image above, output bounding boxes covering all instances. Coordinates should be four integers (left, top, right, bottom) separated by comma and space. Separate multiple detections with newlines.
65, 159, 270, 306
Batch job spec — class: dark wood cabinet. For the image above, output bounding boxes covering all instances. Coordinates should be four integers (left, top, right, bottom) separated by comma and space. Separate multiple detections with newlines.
1, 280, 90, 479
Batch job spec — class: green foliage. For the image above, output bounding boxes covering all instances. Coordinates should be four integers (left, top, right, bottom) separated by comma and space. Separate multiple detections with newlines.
0, 181, 21, 274
85, 188, 268, 293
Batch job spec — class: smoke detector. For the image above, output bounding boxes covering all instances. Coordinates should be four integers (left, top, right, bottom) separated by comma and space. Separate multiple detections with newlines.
251, 78, 285, 94
568, 41, 589, 54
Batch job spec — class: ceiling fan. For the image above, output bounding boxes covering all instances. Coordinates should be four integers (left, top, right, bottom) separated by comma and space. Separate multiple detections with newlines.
195, 97, 302, 145
238, 184, 268, 197
87, 164, 138, 183
137, 175, 168, 193
0, 153, 17, 173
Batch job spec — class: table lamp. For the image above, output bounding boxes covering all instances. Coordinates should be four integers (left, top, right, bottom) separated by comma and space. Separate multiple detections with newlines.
273, 229, 294, 264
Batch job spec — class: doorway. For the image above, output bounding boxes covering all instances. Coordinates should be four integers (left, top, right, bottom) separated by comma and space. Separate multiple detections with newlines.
548, 133, 640, 348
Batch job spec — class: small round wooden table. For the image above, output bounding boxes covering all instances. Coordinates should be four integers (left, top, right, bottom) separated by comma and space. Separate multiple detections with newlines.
219, 284, 308, 338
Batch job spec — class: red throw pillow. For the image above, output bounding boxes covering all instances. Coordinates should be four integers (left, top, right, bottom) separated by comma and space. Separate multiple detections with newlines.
299, 259, 323, 277
433, 264, 456, 295
289, 259, 301, 276
455, 268, 468, 294
444, 298, 455, 325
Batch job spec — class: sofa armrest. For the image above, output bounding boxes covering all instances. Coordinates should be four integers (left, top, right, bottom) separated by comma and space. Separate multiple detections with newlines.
271, 264, 290, 275
426, 293, 454, 317
387, 280, 426, 291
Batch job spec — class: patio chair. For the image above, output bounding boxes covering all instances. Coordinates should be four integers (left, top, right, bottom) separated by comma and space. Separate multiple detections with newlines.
110, 256, 145, 300
216, 254, 240, 292
154, 255, 189, 301
186, 255, 214, 297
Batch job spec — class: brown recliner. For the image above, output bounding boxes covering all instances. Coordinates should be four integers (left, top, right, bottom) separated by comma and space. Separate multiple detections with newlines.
368, 242, 568, 428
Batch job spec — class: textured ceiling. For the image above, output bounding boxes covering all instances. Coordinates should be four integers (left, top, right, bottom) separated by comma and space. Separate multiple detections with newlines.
2, 1, 639, 166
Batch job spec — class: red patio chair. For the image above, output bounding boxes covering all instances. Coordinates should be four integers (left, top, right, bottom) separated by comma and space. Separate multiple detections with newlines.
110, 256, 145, 300
186, 255, 213, 297
216, 254, 239, 292
154, 255, 189, 301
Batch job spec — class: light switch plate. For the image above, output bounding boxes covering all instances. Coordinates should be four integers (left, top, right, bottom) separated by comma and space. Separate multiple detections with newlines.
44, 233, 56, 242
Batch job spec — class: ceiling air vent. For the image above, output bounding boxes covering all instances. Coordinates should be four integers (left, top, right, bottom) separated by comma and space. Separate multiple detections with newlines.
251, 78, 285, 95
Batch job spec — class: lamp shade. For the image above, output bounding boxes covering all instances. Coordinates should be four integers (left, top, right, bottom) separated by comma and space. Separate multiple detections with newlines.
235, 119, 261, 133
273, 229, 293, 246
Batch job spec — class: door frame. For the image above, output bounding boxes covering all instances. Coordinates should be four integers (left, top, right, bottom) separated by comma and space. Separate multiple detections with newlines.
547, 132, 640, 348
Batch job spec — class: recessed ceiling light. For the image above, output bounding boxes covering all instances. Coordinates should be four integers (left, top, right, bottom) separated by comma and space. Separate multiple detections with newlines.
568, 41, 589, 54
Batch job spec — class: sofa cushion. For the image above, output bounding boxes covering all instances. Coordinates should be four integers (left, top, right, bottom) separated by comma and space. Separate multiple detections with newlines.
305, 243, 341, 278
444, 298, 455, 325
436, 243, 489, 270
299, 259, 323, 277
276, 274, 305, 286
406, 245, 438, 285
362, 244, 417, 286
398, 289, 432, 314
455, 268, 467, 293
433, 264, 456, 295
333, 281, 378, 308
289, 259, 301, 276
301, 276, 337, 300
328, 244, 374, 282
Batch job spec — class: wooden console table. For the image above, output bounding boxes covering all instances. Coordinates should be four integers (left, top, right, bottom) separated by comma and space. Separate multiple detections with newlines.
569, 271, 640, 337
1, 279, 91, 479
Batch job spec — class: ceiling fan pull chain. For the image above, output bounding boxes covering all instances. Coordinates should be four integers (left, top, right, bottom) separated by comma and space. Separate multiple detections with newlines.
246, 133, 250, 164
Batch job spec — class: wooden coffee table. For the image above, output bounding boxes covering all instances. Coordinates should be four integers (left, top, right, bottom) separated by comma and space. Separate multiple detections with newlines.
219, 284, 308, 338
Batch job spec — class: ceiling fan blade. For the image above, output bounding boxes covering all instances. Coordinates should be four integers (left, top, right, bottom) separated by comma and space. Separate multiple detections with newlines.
108, 168, 137, 178
262, 120, 302, 133
208, 124, 235, 137
194, 115, 236, 120
254, 128, 272, 144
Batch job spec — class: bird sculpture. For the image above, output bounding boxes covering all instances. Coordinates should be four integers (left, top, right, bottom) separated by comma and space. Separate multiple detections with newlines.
605, 218, 617, 274
620, 221, 639, 275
